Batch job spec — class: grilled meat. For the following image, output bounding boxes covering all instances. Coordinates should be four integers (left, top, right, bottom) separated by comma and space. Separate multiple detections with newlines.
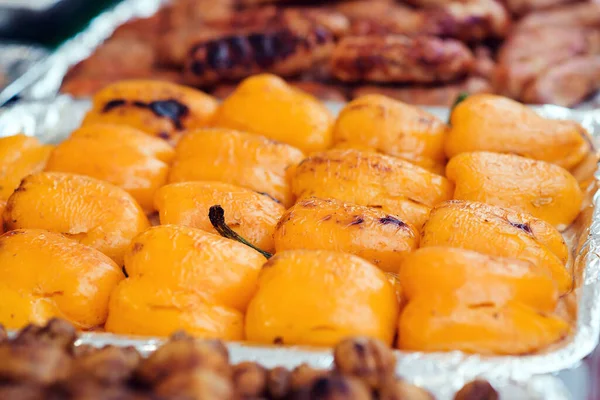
522, 55, 600, 106
336, 0, 510, 41
352, 77, 493, 106
496, 26, 600, 100
331, 35, 475, 83
182, 11, 340, 86
517, 2, 600, 30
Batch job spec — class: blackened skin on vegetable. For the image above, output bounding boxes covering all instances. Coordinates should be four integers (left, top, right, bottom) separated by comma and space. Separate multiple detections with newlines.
102, 98, 190, 130
209, 205, 273, 259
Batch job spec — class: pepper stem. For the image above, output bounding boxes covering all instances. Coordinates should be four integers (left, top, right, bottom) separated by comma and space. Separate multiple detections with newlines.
449, 92, 470, 125
209, 205, 273, 259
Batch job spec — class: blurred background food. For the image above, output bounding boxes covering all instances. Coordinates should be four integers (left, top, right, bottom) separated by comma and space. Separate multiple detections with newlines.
58, 0, 600, 107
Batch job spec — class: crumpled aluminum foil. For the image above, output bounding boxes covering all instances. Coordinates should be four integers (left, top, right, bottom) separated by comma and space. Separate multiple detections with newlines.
0, 97, 599, 400
0, 42, 48, 96
0, 0, 165, 105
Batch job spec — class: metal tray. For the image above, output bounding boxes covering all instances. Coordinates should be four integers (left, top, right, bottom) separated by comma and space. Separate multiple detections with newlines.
0, 97, 599, 400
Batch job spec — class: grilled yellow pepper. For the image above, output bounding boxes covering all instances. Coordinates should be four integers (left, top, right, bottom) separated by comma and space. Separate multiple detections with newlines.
0, 229, 123, 329
46, 124, 175, 212
169, 128, 304, 207
290, 149, 453, 228
82, 80, 218, 142
445, 94, 590, 170
245, 250, 398, 347
421, 200, 571, 294
333, 94, 447, 174
446, 151, 583, 228
212, 74, 334, 153
106, 224, 265, 338
274, 197, 418, 273
3, 172, 150, 265
155, 181, 285, 253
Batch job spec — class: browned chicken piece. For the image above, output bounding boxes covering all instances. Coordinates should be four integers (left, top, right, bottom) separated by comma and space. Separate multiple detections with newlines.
61, 70, 182, 98
337, 0, 510, 40
294, 375, 372, 400
522, 55, 600, 106
111, 12, 167, 42
425, 0, 511, 41
154, 369, 234, 399
290, 364, 331, 389
473, 46, 496, 79
58, 381, 144, 400
68, 346, 142, 385
352, 77, 493, 106
13, 319, 76, 350
331, 35, 475, 83
455, 380, 499, 400
496, 26, 599, 97
161, 7, 349, 69
335, 1, 426, 36
496, 26, 600, 100
0, 385, 48, 400
267, 366, 293, 399
183, 28, 334, 86
380, 379, 435, 400
505, 0, 581, 17
233, 362, 268, 398
67, 38, 156, 78
517, 2, 600, 30
333, 337, 396, 390
183, 10, 340, 86
163, 0, 236, 30
0, 341, 71, 384
136, 334, 230, 384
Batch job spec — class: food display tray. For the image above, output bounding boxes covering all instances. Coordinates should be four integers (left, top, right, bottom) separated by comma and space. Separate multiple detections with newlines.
0, 97, 599, 400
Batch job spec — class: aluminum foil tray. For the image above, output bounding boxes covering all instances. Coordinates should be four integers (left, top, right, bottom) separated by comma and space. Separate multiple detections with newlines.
0, 97, 599, 400
0, 43, 49, 97
0, 0, 165, 106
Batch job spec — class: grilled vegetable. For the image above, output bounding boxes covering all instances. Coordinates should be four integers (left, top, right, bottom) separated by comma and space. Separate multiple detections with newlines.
421, 200, 571, 293
398, 296, 570, 354
82, 80, 218, 142
446, 151, 583, 228
0, 229, 122, 329
46, 124, 175, 212
3, 172, 149, 265
333, 94, 447, 174
169, 128, 304, 207
212, 74, 334, 153
155, 181, 284, 253
400, 247, 559, 312
245, 250, 399, 346
290, 149, 453, 228
106, 225, 265, 338
273, 197, 418, 273
0, 134, 52, 203
445, 94, 591, 170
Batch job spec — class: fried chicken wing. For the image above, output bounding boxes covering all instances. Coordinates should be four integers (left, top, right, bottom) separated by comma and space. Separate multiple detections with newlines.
331, 35, 474, 83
